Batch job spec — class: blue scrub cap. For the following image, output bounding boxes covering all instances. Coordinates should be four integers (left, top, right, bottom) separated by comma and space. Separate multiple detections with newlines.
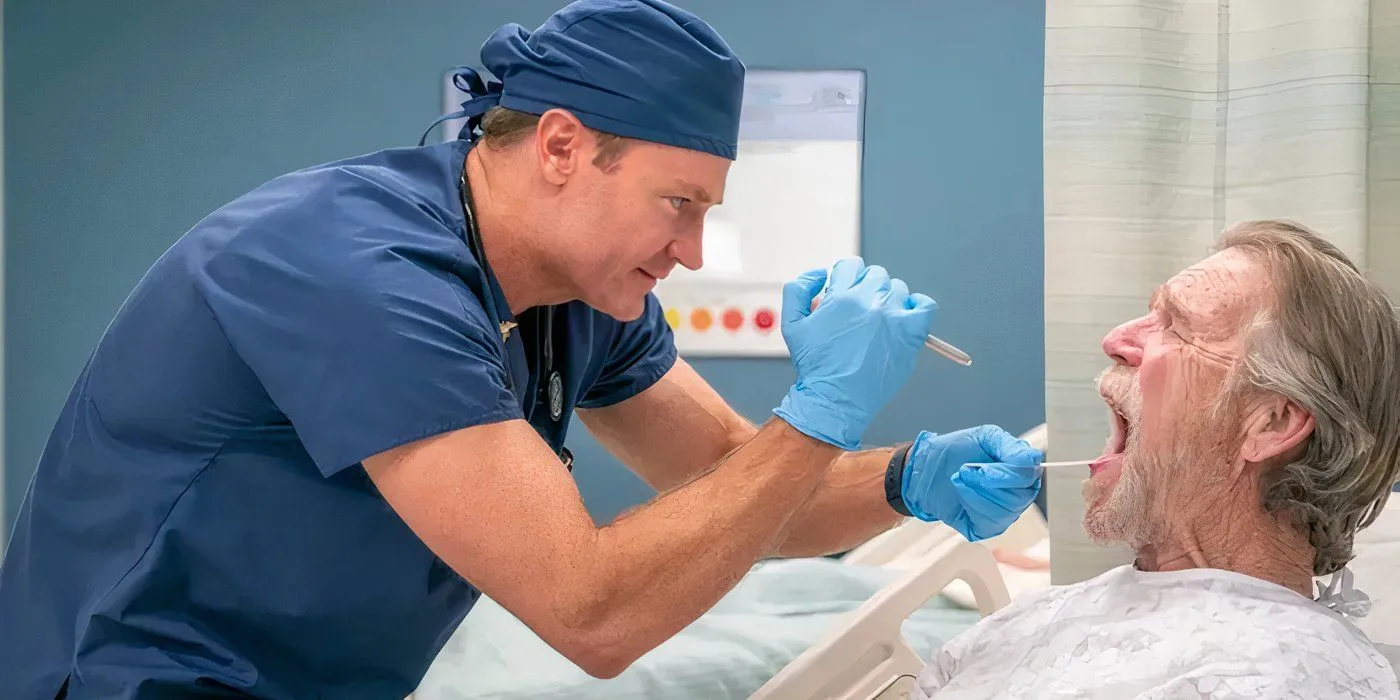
424, 0, 745, 159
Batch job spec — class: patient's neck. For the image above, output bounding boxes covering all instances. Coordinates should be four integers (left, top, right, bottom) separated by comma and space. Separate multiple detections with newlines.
1134, 485, 1315, 597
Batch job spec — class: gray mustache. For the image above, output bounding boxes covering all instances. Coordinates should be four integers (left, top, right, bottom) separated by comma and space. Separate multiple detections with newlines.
1096, 366, 1142, 425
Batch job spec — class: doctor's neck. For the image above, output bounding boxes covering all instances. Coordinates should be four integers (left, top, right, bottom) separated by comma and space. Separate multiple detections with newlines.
1134, 468, 1316, 597
463, 147, 577, 314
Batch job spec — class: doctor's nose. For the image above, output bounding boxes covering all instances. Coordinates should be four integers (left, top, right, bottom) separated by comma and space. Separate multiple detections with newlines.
1102, 316, 1148, 367
669, 229, 703, 272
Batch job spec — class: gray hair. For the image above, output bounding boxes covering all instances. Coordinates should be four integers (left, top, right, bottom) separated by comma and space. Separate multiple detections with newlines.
1217, 220, 1400, 576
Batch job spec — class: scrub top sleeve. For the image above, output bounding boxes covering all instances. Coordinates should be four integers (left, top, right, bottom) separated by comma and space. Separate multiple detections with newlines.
578, 293, 678, 409
197, 230, 521, 479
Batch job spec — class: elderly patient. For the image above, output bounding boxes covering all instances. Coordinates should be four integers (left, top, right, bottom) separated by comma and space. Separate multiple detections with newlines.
918, 220, 1400, 699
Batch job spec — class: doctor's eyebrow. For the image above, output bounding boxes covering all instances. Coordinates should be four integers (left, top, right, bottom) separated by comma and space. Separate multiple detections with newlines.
670, 179, 718, 205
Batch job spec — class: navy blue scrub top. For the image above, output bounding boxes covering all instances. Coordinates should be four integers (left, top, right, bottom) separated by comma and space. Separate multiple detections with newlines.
0, 139, 678, 699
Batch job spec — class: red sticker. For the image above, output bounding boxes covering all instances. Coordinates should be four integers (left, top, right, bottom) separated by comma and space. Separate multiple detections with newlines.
753, 308, 775, 331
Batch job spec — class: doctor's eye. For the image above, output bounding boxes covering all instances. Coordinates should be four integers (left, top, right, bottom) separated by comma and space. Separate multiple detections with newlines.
666, 196, 690, 211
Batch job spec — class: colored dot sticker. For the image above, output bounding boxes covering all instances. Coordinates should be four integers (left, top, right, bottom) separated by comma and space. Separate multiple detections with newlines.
664, 307, 681, 329
690, 308, 713, 332
722, 308, 744, 332
753, 308, 776, 332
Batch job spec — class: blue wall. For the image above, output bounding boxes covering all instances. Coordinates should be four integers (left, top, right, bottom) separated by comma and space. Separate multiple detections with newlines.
4, 1, 1044, 529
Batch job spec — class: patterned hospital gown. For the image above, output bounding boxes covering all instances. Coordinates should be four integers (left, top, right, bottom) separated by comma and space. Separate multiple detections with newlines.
916, 565, 1399, 699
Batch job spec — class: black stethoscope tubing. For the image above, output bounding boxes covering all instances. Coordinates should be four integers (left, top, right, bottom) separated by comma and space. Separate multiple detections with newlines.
457, 171, 565, 428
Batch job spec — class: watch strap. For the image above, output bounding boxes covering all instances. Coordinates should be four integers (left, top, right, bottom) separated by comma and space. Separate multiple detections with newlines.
885, 442, 915, 517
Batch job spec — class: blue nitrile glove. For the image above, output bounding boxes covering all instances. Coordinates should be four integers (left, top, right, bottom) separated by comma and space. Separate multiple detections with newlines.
773, 257, 937, 450
900, 425, 1044, 541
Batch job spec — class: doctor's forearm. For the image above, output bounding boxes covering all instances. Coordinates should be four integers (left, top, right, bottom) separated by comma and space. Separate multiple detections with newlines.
559, 419, 840, 672
772, 447, 904, 558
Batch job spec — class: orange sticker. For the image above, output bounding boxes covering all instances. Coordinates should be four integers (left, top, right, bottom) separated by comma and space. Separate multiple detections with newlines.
690, 308, 713, 332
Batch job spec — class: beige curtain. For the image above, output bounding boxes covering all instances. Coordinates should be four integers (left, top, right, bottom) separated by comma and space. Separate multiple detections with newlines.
1043, 0, 1400, 584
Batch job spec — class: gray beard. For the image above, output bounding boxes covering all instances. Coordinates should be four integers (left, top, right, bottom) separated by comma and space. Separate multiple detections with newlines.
1081, 406, 1241, 549
1081, 448, 1165, 548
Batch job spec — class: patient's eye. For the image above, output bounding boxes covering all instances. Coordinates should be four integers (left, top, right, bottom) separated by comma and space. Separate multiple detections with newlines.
1158, 312, 1185, 340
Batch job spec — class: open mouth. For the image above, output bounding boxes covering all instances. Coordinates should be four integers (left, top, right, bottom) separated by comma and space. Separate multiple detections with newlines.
1090, 403, 1131, 476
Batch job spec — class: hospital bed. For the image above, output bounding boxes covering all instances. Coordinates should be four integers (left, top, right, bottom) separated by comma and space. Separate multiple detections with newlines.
410, 426, 1050, 700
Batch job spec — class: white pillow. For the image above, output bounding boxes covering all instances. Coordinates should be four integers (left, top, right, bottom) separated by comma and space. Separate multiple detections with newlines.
1346, 499, 1400, 646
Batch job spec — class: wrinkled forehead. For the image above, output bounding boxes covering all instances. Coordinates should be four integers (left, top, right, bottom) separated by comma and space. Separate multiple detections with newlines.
1159, 248, 1274, 335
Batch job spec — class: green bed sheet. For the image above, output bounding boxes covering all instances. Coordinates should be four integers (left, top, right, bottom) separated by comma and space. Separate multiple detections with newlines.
415, 557, 982, 700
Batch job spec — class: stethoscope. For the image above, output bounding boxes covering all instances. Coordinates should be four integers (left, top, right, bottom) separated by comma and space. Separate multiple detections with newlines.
458, 169, 573, 469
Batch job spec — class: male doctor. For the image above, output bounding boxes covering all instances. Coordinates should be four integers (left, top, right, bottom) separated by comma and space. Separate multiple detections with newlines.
0, 1, 1043, 697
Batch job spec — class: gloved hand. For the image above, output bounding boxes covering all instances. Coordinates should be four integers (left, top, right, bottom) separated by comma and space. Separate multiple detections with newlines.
773, 257, 937, 450
900, 425, 1044, 541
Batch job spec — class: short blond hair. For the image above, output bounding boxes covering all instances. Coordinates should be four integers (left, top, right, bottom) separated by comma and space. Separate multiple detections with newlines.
478, 106, 631, 171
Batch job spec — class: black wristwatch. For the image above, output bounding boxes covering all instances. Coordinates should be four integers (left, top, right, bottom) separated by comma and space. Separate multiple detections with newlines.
884, 442, 915, 517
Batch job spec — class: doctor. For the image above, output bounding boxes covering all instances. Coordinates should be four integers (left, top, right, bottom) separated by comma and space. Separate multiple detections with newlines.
0, 0, 1043, 697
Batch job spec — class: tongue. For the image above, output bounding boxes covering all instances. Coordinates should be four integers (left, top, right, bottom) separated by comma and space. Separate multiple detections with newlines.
1089, 453, 1123, 475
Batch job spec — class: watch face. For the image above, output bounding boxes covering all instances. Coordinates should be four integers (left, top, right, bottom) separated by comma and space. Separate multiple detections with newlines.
548, 371, 564, 421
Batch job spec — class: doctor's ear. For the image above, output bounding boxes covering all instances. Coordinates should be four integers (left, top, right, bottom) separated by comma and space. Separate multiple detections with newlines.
535, 109, 587, 184
1239, 394, 1314, 465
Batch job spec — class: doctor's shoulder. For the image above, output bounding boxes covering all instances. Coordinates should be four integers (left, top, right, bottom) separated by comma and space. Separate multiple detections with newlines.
177, 144, 473, 287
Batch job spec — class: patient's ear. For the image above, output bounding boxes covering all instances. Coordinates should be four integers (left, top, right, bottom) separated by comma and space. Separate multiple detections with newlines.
1240, 394, 1314, 464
